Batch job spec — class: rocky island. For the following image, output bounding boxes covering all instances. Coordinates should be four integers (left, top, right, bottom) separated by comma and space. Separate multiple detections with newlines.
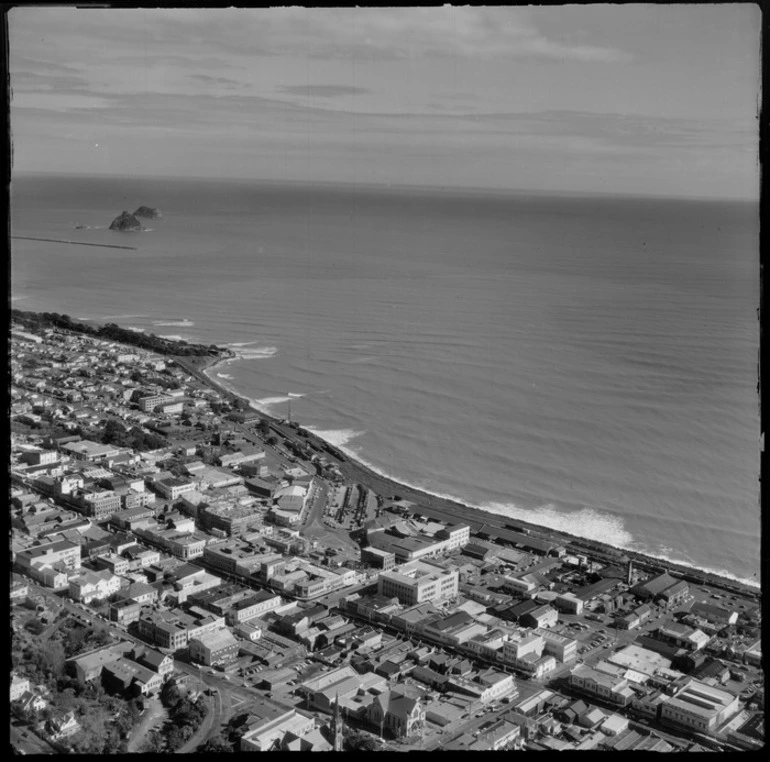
133, 205, 162, 219
109, 211, 144, 231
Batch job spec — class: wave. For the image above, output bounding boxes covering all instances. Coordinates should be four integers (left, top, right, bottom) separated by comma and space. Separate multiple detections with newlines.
125, 326, 146, 333
100, 313, 148, 319
159, 334, 185, 341
253, 393, 307, 408
216, 373, 234, 380
478, 501, 635, 551
304, 427, 366, 448
223, 341, 262, 348
152, 319, 195, 327
232, 346, 279, 360
10, 295, 28, 302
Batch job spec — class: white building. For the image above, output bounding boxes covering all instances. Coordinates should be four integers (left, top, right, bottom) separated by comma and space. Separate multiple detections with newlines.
377, 560, 459, 605
660, 679, 741, 736
69, 569, 122, 603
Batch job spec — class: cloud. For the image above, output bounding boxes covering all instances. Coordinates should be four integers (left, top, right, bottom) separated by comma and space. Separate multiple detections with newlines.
279, 85, 371, 98
187, 74, 242, 88
9, 7, 631, 66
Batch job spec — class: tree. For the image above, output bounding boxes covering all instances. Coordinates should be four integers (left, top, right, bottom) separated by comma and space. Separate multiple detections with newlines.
345, 730, 380, 751
141, 730, 164, 753
201, 733, 234, 753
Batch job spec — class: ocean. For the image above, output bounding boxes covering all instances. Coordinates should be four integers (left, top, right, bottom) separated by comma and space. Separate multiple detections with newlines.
10, 173, 760, 586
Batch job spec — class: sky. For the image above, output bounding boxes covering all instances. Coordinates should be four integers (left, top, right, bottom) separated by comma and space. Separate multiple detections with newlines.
8, 5, 761, 198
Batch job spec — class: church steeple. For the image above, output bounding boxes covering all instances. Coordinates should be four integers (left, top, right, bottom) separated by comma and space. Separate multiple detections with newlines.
332, 692, 344, 751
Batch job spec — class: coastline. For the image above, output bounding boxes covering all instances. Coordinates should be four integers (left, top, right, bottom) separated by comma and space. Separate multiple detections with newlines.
176, 351, 761, 598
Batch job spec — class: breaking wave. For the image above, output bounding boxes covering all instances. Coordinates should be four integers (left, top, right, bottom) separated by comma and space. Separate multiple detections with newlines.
253, 393, 308, 408
478, 501, 635, 550
305, 428, 366, 448
232, 346, 279, 360
152, 318, 195, 327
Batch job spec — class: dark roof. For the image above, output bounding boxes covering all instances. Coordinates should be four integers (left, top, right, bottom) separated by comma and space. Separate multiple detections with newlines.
634, 572, 679, 597
573, 577, 620, 601
434, 611, 473, 632
475, 525, 559, 554
462, 543, 492, 560
411, 666, 449, 686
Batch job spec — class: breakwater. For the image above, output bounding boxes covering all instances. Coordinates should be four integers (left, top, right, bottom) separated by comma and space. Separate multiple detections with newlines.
11, 235, 136, 251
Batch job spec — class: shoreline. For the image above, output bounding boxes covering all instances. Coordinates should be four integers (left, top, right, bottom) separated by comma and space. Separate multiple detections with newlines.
175, 351, 760, 598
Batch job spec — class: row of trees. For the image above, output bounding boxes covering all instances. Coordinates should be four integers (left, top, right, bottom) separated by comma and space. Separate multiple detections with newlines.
12, 310, 222, 357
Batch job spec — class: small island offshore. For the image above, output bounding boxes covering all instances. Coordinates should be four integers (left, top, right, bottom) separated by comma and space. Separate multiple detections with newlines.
9, 310, 763, 754
109, 207, 162, 231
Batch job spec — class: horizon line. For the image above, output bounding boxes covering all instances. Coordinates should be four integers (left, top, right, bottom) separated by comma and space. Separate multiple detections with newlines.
11, 169, 759, 205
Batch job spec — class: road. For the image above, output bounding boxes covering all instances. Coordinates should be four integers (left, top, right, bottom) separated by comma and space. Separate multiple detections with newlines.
125, 696, 167, 753
10, 722, 59, 755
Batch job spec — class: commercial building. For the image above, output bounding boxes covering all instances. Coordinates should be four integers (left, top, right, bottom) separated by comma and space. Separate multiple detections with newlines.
188, 628, 239, 666
568, 664, 635, 707
75, 489, 122, 519
660, 679, 741, 735
377, 560, 459, 605
153, 477, 196, 501
16, 539, 81, 573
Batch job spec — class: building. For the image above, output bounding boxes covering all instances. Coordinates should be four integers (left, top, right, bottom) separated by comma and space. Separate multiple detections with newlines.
367, 690, 426, 739
69, 642, 135, 684
109, 598, 143, 626
299, 665, 387, 717
632, 572, 689, 606
68, 569, 121, 603
10, 675, 30, 702
568, 664, 635, 707
153, 477, 196, 501
61, 440, 124, 461
240, 707, 316, 752
137, 393, 178, 413
520, 604, 558, 630
660, 679, 741, 735
103, 657, 164, 696
655, 623, 710, 652
377, 560, 459, 605
361, 547, 396, 571
94, 552, 131, 575
16, 539, 81, 573
535, 628, 579, 662
188, 628, 240, 666
76, 489, 122, 519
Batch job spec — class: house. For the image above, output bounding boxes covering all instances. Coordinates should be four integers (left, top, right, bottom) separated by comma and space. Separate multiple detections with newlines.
68, 568, 121, 603
15, 689, 48, 714
46, 711, 81, 739
10, 675, 30, 701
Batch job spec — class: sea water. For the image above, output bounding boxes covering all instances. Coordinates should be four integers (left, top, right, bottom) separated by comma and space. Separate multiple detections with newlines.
10, 174, 760, 585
